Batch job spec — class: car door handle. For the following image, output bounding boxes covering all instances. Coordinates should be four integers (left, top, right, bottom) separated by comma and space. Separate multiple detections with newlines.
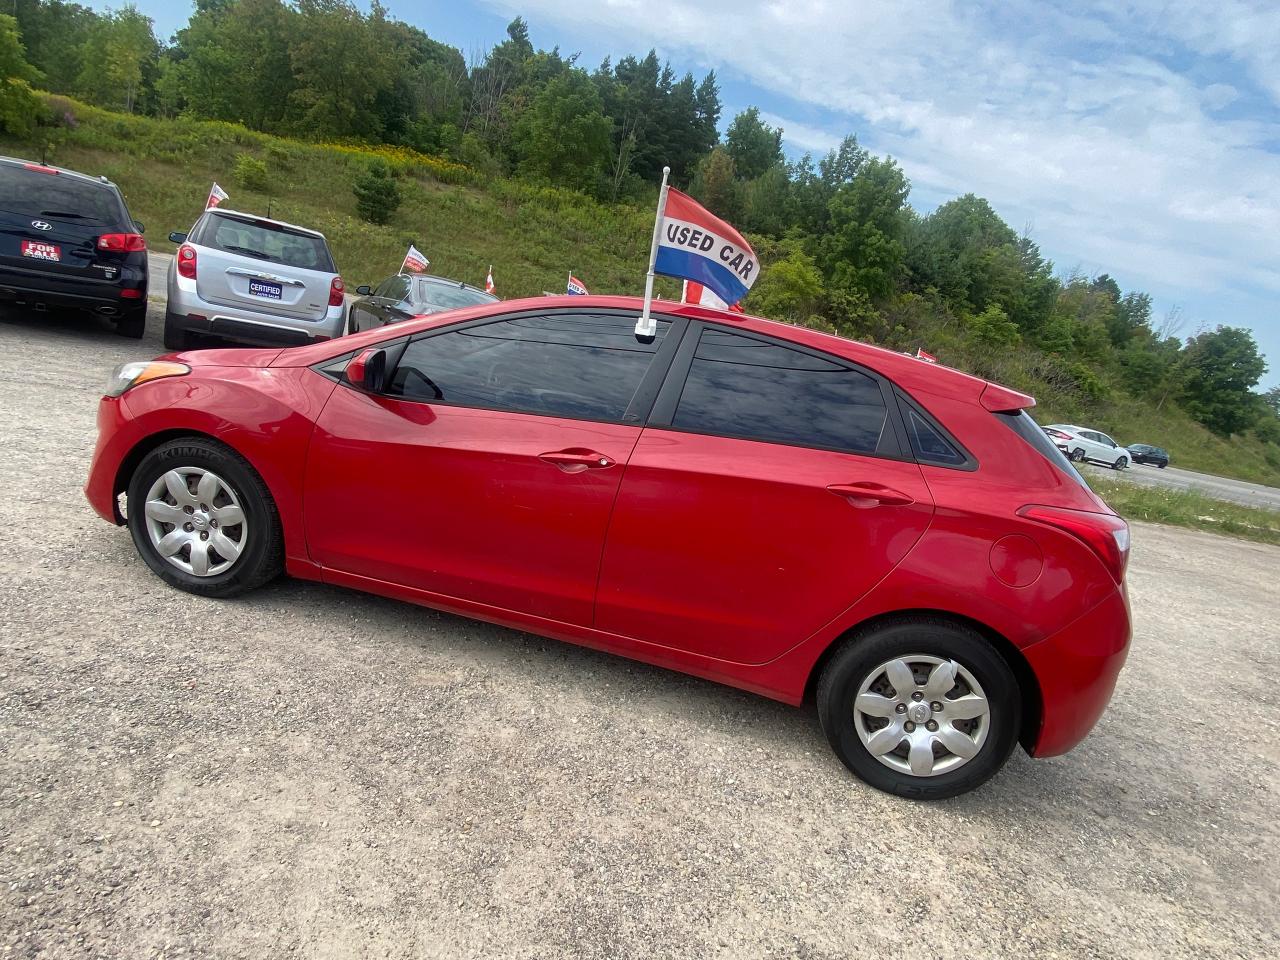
826, 482, 915, 508
539, 449, 616, 473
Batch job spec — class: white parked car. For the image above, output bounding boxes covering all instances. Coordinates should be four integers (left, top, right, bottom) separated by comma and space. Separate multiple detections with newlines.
1043, 424, 1131, 470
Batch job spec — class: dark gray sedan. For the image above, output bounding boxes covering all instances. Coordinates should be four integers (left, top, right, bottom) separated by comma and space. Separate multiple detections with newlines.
346, 273, 497, 334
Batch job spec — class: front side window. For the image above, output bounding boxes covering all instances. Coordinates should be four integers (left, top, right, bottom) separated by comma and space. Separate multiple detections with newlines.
388, 312, 670, 422
417, 281, 499, 312
670, 328, 887, 454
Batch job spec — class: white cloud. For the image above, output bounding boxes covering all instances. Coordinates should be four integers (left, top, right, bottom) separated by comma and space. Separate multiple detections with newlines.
483, 0, 1280, 374
754, 112, 840, 154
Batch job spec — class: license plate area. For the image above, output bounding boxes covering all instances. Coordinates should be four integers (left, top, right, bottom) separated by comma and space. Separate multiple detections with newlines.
21, 240, 61, 262
248, 278, 283, 300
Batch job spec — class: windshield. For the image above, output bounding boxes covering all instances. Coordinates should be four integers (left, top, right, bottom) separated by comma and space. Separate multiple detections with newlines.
0, 165, 126, 225
198, 213, 335, 272
418, 281, 497, 311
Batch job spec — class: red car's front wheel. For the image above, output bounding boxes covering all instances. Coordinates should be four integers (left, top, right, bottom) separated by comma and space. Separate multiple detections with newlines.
127, 438, 283, 598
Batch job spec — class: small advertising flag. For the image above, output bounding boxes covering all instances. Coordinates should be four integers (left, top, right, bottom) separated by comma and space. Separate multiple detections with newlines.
916, 348, 937, 363
637, 168, 757, 336
566, 273, 589, 296
401, 245, 430, 274
485, 265, 495, 295
206, 182, 229, 209
682, 279, 744, 313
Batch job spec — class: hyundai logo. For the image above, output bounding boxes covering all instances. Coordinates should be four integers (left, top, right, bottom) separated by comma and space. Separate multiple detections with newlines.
31, 221, 52, 231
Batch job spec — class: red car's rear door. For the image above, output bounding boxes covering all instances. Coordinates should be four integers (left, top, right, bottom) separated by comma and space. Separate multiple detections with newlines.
594, 324, 934, 665
304, 310, 682, 626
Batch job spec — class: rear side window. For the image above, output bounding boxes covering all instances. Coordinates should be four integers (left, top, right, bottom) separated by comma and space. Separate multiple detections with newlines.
904, 407, 967, 466
388, 312, 670, 422
195, 212, 335, 272
670, 328, 887, 454
998, 411, 1090, 488
0, 165, 126, 225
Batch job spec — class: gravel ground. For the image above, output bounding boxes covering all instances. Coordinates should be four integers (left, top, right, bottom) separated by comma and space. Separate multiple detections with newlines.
1, 304, 1278, 959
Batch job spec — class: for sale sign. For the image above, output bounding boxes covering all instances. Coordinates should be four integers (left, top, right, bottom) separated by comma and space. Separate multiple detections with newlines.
21, 240, 61, 262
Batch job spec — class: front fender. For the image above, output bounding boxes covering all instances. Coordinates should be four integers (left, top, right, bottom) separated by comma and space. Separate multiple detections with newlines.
114, 365, 338, 571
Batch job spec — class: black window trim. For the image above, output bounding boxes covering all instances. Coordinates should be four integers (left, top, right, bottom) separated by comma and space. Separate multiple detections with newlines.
317, 307, 691, 428
646, 320, 912, 462
892, 388, 979, 472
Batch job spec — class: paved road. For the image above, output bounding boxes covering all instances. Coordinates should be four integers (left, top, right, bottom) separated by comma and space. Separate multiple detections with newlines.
1084, 461, 1280, 511
0, 302, 1277, 959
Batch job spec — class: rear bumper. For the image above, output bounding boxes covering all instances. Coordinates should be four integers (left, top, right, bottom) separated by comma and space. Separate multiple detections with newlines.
0, 264, 146, 312
1024, 585, 1132, 757
167, 275, 344, 344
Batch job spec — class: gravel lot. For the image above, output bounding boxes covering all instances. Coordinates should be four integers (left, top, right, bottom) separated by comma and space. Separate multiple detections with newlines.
1, 303, 1278, 959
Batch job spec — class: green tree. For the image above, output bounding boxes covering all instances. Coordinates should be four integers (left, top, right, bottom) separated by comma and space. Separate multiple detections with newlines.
1180, 326, 1269, 435
352, 160, 401, 224
76, 5, 158, 113
512, 69, 611, 192
724, 106, 782, 180
12, 0, 95, 95
690, 146, 742, 222
0, 13, 43, 137
822, 156, 910, 300
967, 303, 1020, 347
289, 0, 396, 139
744, 240, 824, 321
742, 162, 790, 236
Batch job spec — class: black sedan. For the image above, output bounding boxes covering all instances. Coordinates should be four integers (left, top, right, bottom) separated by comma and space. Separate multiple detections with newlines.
0, 156, 147, 338
1126, 443, 1170, 468
346, 272, 497, 333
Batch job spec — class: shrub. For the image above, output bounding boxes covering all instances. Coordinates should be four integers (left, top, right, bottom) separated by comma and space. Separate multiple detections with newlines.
352, 160, 401, 225
234, 153, 270, 191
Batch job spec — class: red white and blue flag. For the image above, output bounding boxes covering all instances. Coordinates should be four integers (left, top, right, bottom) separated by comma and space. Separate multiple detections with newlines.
682, 279, 743, 313
207, 182, 229, 209
566, 274, 588, 296
485, 265, 495, 295
655, 188, 757, 307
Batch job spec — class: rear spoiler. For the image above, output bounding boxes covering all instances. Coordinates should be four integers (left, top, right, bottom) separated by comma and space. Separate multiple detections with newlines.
980, 382, 1036, 413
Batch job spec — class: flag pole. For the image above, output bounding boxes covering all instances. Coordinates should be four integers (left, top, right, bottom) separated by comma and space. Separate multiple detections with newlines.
636, 165, 670, 338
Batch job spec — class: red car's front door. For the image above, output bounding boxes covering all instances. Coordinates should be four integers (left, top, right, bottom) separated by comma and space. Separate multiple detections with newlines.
594, 325, 935, 664
303, 311, 677, 627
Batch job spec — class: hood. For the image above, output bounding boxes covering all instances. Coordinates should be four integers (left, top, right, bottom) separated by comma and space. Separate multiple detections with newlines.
163, 347, 284, 368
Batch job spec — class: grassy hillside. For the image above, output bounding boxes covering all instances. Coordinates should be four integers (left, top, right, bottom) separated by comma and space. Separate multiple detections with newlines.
4, 97, 1277, 486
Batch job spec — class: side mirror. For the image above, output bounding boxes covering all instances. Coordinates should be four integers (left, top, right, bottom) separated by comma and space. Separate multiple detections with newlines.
355, 284, 372, 296
134, 220, 145, 234
346, 347, 389, 393
169, 231, 187, 244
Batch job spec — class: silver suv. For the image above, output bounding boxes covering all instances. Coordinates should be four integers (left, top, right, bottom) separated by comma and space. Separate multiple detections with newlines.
164, 209, 344, 350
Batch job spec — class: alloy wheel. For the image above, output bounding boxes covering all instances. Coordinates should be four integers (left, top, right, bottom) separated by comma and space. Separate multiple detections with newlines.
143, 467, 248, 577
852, 655, 991, 778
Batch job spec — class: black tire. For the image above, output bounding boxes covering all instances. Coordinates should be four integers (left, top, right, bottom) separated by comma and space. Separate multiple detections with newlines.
817, 617, 1021, 800
1070, 447, 1085, 462
1158, 463, 1167, 469
126, 437, 283, 598
115, 305, 146, 339
163, 311, 190, 351
1114, 456, 1128, 470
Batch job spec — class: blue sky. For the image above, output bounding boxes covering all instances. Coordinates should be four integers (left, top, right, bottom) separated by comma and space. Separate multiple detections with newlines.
109, 1, 1280, 388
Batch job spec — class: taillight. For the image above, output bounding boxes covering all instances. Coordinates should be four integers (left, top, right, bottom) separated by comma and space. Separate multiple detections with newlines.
1045, 429, 1071, 440
177, 244, 197, 279
97, 233, 147, 252
1018, 505, 1130, 583
329, 276, 345, 307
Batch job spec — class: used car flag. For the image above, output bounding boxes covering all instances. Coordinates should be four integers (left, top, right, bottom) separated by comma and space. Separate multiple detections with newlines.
402, 245, 429, 274
485, 265, 495, 295
916, 348, 937, 363
637, 167, 758, 336
682, 279, 744, 313
566, 273, 588, 296
206, 182, 229, 209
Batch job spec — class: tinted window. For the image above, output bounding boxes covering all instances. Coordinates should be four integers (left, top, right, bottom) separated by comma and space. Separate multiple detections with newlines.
196, 212, 335, 272
905, 408, 966, 466
418, 280, 499, 312
0, 165, 125, 225
671, 328, 887, 453
998, 411, 1090, 488
388, 313, 670, 421
376, 275, 410, 301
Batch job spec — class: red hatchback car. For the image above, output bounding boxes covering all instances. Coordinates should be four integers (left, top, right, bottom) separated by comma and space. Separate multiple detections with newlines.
86, 297, 1131, 799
